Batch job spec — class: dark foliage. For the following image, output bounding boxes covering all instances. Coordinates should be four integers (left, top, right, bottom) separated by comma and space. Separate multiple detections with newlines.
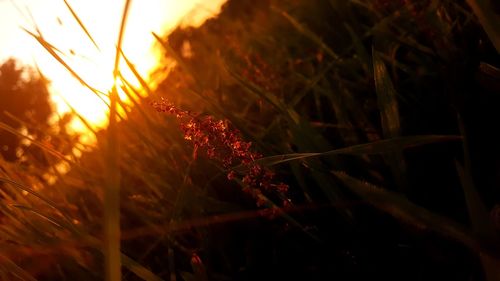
0, 58, 52, 162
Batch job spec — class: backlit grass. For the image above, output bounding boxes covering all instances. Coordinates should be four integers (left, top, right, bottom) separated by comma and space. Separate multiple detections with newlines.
1, 0, 500, 280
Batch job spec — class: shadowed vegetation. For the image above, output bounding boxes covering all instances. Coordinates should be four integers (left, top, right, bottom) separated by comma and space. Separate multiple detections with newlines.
1, 0, 500, 280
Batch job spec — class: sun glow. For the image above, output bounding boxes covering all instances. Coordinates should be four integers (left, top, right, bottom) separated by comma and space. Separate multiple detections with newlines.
0, 0, 227, 133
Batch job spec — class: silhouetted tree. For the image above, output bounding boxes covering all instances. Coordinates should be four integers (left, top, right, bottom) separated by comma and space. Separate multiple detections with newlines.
0, 58, 52, 162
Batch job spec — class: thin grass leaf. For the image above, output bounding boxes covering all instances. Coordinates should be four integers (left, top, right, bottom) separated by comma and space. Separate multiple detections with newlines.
245, 135, 461, 169
455, 162, 493, 235
62, 0, 100, 50
9, 0, 31, 25
466, 0, 500, 53
0, 177, 76, 230
81, 235, 165, 281
33, 61, 105, 136
275, 8, 340, 60
58, 94, 98, 135
456, 162, 500, 281
393, 32, 435, 56
120, 51, 153, 96
376, 52, 415, 75
22, 28, 110, 106
0, 121, 75, 165
104, 0, 132, 280
3, 111, 40, 133
9, 204, 64, 229
289, 62, 335, 108
121, 254, 165, 281
456, 114, 500, 281
168, 248, 176, 281
153, 34, 251, 134
152, 32, 200, 88
224, 66, 301, 125
118, 74, 156, 129
0, 254, 37, 281
373, 48, 407, 191
345, 23, 371, 74
373, 49, 400, 137
360, 7, 435, 56
332, 171, 497, 258
455, 114, 494, 235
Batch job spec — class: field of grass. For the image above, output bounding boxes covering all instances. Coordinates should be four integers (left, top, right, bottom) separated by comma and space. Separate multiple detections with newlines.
1, 0, 500, 280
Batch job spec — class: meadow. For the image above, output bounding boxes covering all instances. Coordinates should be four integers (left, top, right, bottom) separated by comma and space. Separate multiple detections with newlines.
1, 0, 500, 280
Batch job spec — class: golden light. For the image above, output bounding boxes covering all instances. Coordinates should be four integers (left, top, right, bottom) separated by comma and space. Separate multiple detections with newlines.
0, 0, 227, 134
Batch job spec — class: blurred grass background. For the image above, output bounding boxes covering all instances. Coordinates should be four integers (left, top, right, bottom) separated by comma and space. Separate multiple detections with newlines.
1, 0, 500, 280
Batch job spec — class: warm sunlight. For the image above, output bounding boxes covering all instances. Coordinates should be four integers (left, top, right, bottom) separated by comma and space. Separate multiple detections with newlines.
0, 0, 227, 133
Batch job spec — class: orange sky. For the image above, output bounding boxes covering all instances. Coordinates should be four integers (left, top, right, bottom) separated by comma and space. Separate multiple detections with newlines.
0, 0, 226, 133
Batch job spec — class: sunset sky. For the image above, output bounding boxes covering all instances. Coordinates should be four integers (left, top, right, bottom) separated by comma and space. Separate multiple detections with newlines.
0, 0, 226, 131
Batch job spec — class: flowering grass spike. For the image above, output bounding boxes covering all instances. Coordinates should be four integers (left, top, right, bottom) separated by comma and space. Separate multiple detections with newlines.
152, 98, 289, 207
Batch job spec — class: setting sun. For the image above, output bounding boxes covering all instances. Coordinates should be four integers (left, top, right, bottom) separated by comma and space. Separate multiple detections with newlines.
0, 0, 227, 132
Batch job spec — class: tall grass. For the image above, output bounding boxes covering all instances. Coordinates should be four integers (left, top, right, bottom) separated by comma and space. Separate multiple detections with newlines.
1, 0, 500, 280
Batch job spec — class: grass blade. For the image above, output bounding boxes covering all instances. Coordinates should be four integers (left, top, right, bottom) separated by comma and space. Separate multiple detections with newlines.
22, 28, 110, 107
0, 178, 63, 215
372, 48, 407, 191
466, 0, 500, 53
58, 94, 98, 135
345, 23, 370, 74
82, 236, 165, 281
121, 255, 164, 281
0, 177, 77, 233
0, 254, 37, 281
62, 0, 100, 50
275, 8, 340, 61
456, 114, 500, 281
224, 65, 301, 125
456, 161, 500, 281
332, 171, 497, 258
0, 121, 76, 165
120, 51, 153, 96
373, 49, 400, 137
246, 135, 461, 169
104, 0, 132, 280
9, 204, 64, 229
152, 32, 200, 88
